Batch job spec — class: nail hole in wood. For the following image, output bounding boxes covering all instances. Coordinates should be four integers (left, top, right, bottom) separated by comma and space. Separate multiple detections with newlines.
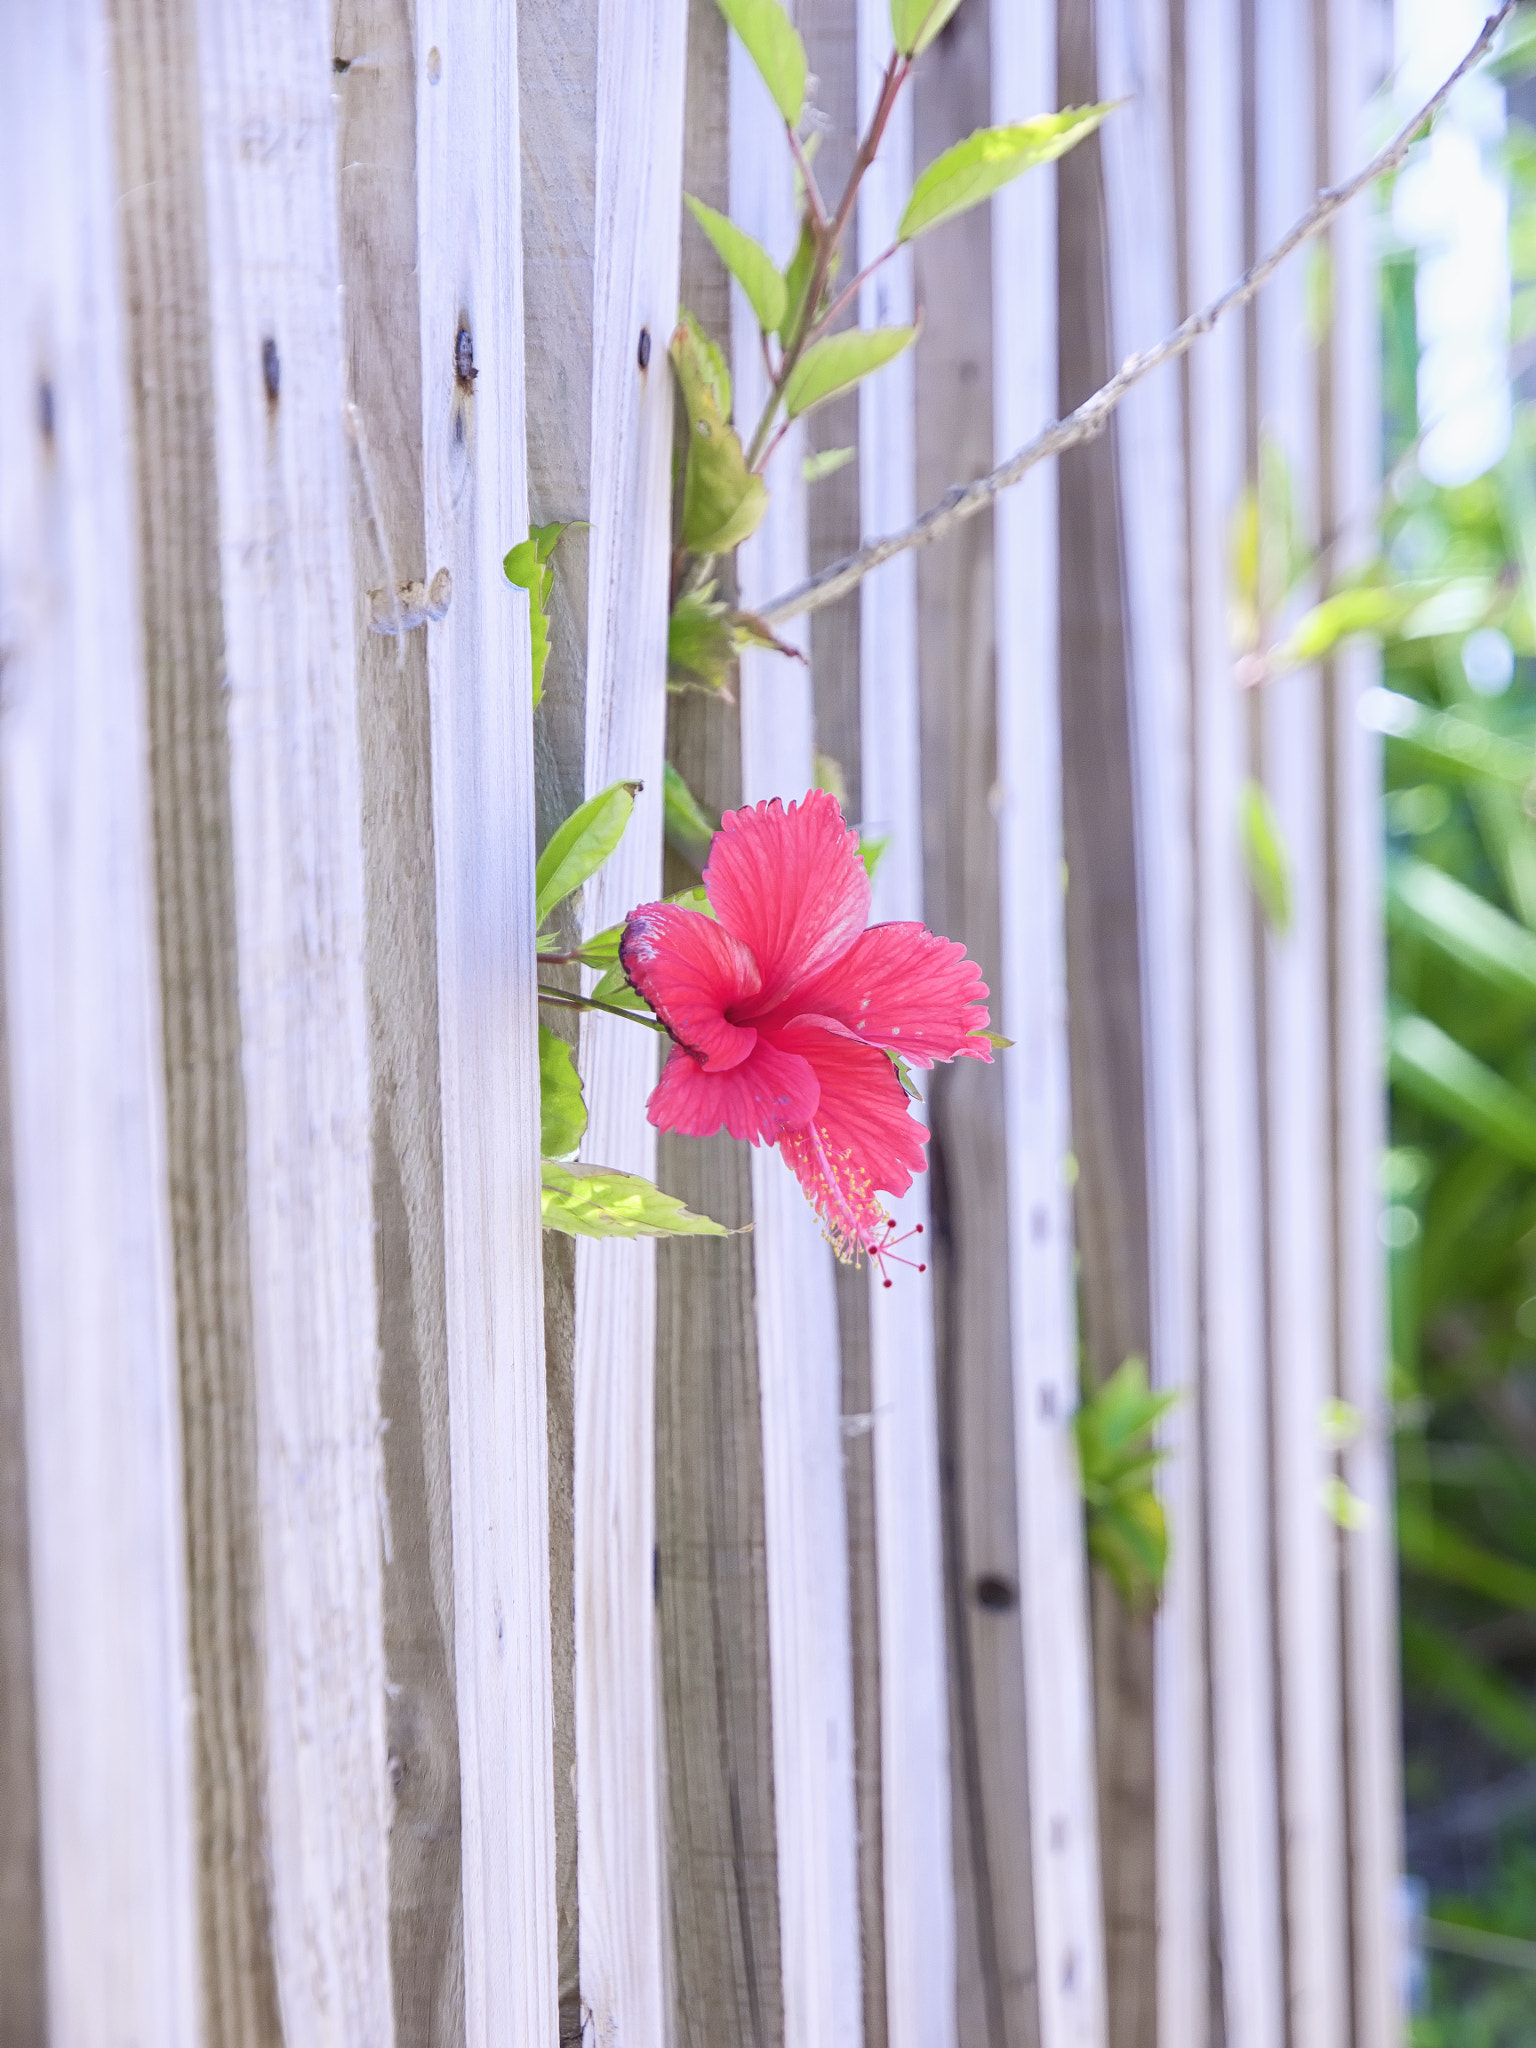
455, 326, 477, 390
426, 45, 441, 83
36, 380, 55, 447
638, 325, 652, 370
973, 1573, 1017, 1612
261, 336, 280, 405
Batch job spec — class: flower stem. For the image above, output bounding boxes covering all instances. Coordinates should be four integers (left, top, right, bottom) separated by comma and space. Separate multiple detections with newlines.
537, 984, 666, 1033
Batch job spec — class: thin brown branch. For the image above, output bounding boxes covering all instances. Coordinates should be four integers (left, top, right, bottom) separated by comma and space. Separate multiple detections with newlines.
758, 0, 1518, 627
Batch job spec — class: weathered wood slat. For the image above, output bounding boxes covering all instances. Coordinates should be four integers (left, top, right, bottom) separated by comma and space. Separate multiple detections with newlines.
730, 17, 866, 2041
855, 9, 958, 2043
1094, 8, 1206, 2046
1183, 3, 1285, 2043
413, 4, 561, 2038
1327, 2, 1406, 2040
193, 2, 397, 2034
1253, 7, 1350, 2045
0, 8, 201, 2039
576, 1, 689, 2037
991, 5, 1109, 2044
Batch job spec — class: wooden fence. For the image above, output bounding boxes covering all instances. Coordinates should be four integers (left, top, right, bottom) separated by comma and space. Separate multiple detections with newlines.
0, 0, 1405, 2044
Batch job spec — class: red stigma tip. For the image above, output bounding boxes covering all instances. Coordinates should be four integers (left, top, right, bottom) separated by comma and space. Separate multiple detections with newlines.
883, 1278, 893, 1288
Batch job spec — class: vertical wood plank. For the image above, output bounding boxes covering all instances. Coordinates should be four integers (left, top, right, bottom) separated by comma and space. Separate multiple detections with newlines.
991, 6, 1109, 2045
1094, 5, 1207, 2045
1326, 2, 1405, 2040
1253, 5, 1351, 2044
194, 1, 395, 2032
730, 16, 866, 2043
0, 4, 201, 2040
1183, 2, 1285, 2042
576, 1, 688, 2036
855, 13, 958, 2048
414, 5, 561, 2039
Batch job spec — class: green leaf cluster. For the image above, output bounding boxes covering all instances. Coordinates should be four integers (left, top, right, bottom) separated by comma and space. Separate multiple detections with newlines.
671, 313, 768, 555
1240, 778, 1293, 935
1073, 1356, 1176, 1609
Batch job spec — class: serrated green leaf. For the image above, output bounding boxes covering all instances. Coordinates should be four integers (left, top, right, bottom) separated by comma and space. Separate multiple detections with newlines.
1241, 779, 1293, 935
783, 324, 917, 419
714, 0, 806, 124
803, 445, 856, 483
779, 217, 819, 342
541, 1160, 729, 1239
665, 762, 719, 869
668, 581, 736, 693
535, 780, 639, 927
538, 1024, 587, 1160
1389, 1010, 1536, 1172
898, 107, 1109, 241
671, 314, 770, 554
686, 196, 787, 333
890, 0, 965, 57
504, 520, 573, 708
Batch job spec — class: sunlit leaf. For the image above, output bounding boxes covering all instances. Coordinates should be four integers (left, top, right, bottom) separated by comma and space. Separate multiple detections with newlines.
1074, 1356, 1177, 1608
671, 314, 769, 554
783, 324, 917, 418
665, 761, 719, 869
535, 780, 639, 927
1389, 1010, 1536, 1172
504, 520, 572, 708
714, 0, 806, 124
1241, 779, 1293, 935
898, 107, 1110, 241
1270, 583, 1404, 669
538, 1025, 587, 1160
541, 1160, 729, 1239
1387, 858, 1536, 1008
890, 0, 965, 58
685, 196, 788, 333
779, 217, 819, 342
1362, 687, 1534, 789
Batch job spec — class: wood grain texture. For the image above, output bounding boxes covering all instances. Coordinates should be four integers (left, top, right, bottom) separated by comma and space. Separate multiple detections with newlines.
1325, 3, 1405, 2040
194, 0, 395, 2032
414, 5, 561, 2039
1252, 6, 1350, 2045
575, 1, 688, 2037
0, 841, 44, 2048
855, 11, 958, 2046
519, 2, 600, 2032
0, 4, 202, 2039
331, 9, 466, 2040
991, 5, 1109, 2044
657, 10, 786, 2040
1094, 5, 1207, 2045
731, 13, 867, 2044
1183, 2, 1286, 2042
909, 11, 1041, 2046
111, 0, 284, 2034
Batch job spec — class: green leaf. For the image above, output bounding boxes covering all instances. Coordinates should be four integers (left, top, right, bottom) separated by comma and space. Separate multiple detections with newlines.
778, 217, 819, 341
504, 520, 572, 708
685, 196, 787, 333
898, 107, 1110, 240
1270, 584, 1404, 669
783, 325, 917, 418
1074, 1356, 1177, 1608
671, 315, 770, 554
1402, 1614, 1536, 1761
714, 0, 806, 125
1398, 1501, 1536, 1611
983, 1030, 1014, 1051
1365, 688, 1535, 790
1241, 779, 1293, 935
668, 581, 736, 694
803, 445, 856, 484
538, 1025, 587, 1160
1389, 1010, 1536, 1173
887, 1050, 920, 1101
857, 831, 889, 880
535, 780, 639, 927
1387, 858, 1536, 1010
890, 0, 965, 58
664, 761, 719, 869
541, 1160, 729, 1239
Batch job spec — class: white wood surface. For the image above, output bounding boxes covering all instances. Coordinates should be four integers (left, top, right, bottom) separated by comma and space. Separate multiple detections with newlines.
990, 6, 1108, 2043
1094, 6, 1208, 2044
855, 10, 957, 2042
730, 19, 865, 2043
195, 4, 396, 2036
1329, 1, 1406, 2039
0, 6, 201, 2040
1254, 7, 1350, 2045
415, 6, 559, 2038
1184, 5, 1286, 2046
575, 0, 688, 2037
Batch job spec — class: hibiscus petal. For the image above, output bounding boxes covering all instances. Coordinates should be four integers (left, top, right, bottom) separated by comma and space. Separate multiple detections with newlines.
786, 920, 992, 1068
620, 902, 761, 1070
703, 790, 871, 1011
771, 1024, 929, 1256
647, 1038, 820, 1144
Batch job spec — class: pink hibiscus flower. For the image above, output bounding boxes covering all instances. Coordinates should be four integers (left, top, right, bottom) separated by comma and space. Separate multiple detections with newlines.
619, 789, 992, 1261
